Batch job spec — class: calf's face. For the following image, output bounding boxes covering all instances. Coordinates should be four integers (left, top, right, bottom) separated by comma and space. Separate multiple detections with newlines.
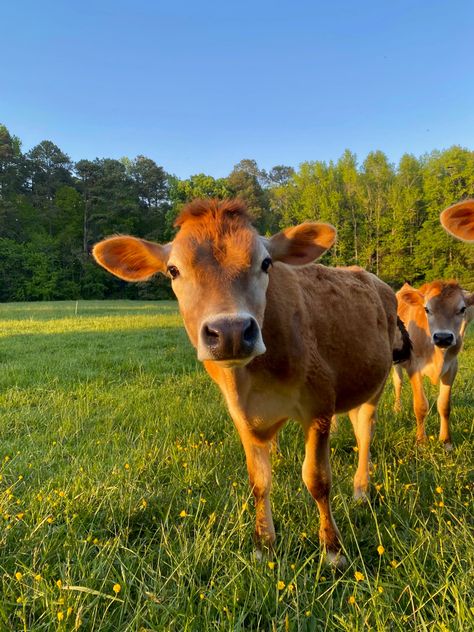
93, 199, 336, 367
400, 282, 474, 349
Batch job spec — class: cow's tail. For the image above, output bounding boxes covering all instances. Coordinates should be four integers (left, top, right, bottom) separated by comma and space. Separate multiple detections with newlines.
392, 316, 412, 364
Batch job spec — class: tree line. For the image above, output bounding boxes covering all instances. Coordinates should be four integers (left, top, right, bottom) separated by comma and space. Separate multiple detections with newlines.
1, 123, 473, 302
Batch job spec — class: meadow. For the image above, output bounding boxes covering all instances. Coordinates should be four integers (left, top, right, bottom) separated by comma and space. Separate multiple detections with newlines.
0, 300, 472, 631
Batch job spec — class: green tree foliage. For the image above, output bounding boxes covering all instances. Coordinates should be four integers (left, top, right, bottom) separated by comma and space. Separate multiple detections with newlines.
0, 123, 473, 301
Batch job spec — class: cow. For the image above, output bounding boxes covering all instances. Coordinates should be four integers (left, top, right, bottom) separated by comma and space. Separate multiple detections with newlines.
440, 199, 474, 243
93, 198, 410, 566
393, 280, 474, 448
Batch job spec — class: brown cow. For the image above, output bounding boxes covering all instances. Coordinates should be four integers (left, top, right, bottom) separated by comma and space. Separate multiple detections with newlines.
93, 199, 408, 566
440, 199, 474, 243
393, 281, 474, 448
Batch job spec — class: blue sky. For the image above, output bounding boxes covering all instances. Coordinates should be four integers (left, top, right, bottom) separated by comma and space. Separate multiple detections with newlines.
2, 0, 473, 178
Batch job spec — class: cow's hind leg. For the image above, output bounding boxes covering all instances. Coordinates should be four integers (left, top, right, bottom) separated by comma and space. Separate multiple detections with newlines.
302, 417, 346, 568
393, 365, 403, 412
351, 398, 378, 501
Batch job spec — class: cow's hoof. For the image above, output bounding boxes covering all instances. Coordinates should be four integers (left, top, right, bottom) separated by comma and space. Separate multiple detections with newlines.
253, 548, 264, 562
325, 550, 347, 570
353, 485, 369, 503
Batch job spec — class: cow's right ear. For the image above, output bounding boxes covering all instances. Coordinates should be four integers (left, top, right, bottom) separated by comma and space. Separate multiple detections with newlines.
398, 283, 424, 307
264, 222, 336, 265
92, 236, 171, 281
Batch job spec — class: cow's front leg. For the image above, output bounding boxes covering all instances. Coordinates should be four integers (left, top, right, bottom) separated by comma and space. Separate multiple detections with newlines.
409, 372, 429, 443
438, 363, 457, 449
233, 421, 275, 551
302, 417, 346, 568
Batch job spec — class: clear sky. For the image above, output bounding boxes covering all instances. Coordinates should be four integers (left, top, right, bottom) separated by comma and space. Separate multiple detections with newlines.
2, 0, 473, 178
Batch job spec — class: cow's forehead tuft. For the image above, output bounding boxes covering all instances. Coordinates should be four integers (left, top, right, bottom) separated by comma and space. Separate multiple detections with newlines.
174, 198, 252, 230
422, 280, 463, 302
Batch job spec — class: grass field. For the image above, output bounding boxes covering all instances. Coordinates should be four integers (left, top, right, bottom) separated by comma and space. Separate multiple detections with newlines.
0, 300, 472, 631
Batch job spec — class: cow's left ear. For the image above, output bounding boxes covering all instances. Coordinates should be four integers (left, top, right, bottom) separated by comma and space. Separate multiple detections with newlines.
465, 292, 474, 307
264, 222, 336, 265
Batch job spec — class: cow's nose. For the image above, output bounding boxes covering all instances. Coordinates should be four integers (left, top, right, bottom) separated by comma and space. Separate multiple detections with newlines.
201, 315, 260, 360
433, 332, 455, 348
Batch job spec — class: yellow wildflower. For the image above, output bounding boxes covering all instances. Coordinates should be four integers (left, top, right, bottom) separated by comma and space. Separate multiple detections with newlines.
436, 486, 443, 494
15, 572, 23, 581
200, 593, 205, 600
377, 545, 385, 555
179, 510, 187, 517
34, 574, 42, 581
57, 611, 64, 622
267, 561, 275, 570
348, 595, 356, 604
56, 579, 63, 589
113, 583, 121, 594
354, 571, 364, 581
378, 586, 384, 593
390, 560, 398, 568
277, 580, 285, 590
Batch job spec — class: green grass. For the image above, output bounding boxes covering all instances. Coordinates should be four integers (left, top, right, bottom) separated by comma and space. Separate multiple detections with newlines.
0, 300, 473, 631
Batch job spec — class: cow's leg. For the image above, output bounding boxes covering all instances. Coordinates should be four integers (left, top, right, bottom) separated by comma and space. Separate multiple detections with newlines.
233, 423, 275, 552
438, 362, 457, 449
409, 372, 428, 443
351, 398, 378, 501
302, 417, 345, 567
393, 365, 403, 412
348, 407, 360, 448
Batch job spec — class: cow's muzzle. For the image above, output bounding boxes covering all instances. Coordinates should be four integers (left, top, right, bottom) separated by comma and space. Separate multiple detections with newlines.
432, 331, 455, 348
198, 313, 266, 363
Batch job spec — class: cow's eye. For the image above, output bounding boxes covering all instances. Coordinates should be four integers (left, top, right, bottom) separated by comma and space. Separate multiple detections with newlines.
167, 265, 180, 279
459, 306, 466, 315
261, 257, 272, 273
424, 307, 431, 315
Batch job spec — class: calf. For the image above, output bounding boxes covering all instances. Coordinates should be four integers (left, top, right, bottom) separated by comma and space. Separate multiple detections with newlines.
393, 281, 474, 448
93, 199, 407, 565
440, 199, 474, 243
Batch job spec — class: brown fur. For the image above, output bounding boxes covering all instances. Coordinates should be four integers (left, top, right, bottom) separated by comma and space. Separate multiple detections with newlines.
394, 280, 473, 447
93, 198, 403, 565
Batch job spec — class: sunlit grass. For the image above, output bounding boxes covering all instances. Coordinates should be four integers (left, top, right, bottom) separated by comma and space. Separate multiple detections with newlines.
0, 300, 472, 630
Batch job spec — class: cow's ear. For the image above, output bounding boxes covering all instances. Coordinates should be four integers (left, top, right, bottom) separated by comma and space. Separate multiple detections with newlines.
440, 199, 474, 243
264, 222, 336, 265
398, 284, 424, 307
465, 292, 474, 307
93, 236, 171, 281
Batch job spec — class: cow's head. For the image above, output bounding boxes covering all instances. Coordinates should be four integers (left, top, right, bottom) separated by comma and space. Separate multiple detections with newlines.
440, 199, 474, 243
399, 281, 474, 349
93, 199, 336, 367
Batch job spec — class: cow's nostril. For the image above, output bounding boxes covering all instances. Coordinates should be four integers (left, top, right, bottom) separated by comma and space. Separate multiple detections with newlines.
243, 318, 258, 344
204, 324, 219, 339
